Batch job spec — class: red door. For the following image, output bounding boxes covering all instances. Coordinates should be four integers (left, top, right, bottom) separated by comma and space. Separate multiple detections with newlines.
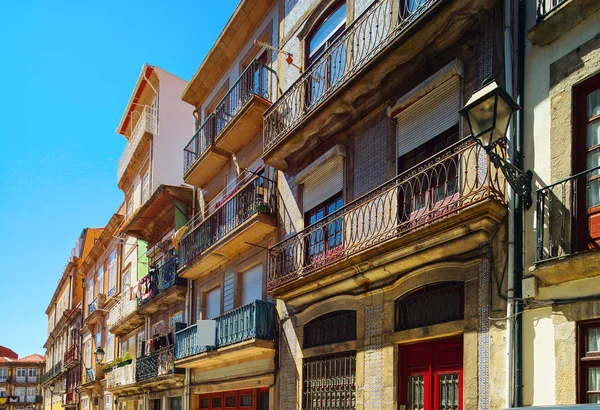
399, 337, 463, 410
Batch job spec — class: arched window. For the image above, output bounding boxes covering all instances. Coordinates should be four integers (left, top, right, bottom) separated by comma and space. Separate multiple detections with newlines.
394, 282, 464, 331
306, 3, 347, 105
303, 310, 356, 348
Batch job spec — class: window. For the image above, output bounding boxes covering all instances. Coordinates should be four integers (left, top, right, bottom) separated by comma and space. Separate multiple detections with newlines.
120, 340, 127, 357
26, 388, 35, 402
106, 333, 114, 362
122, 269, 131, 298
16, 387, 25, 401
107, 250, 117, 297
28, 368, 37, 381
142, 170, 151, 203
304, 310, 356, 348
104, 393, 112, 410
399, 338, 463, 410
0, 367, 6, 381
126, 199, 132, 221
205, 287, 221, 320
87, 281, 94, 307
136, 331, 145, 358
574, 74, 600, 248
128, 336, 136, 356
240, 265, 263, 306
303, 352, 356, 410
85, 338, 92, 367
578, 322, 600, 403
170, 312, 183, 328
0, 388, 6, 398
169, 397, 181, 410
97, 266, 104, 295
306, 3, 346, 105
16, 368, 26, 381
82, 398, 90, 410
134, 176, 142, 211
304, 193, 344, 264
394, 282, 464, 331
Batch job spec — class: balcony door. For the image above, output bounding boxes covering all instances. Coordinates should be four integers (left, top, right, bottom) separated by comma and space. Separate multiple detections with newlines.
574, 74, 600, 249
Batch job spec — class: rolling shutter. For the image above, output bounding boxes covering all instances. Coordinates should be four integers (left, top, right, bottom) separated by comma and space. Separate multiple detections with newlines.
396, 76, 460, 158
205, 287, 221, 320
303, 157, 344, 212
241, 264, 263, 306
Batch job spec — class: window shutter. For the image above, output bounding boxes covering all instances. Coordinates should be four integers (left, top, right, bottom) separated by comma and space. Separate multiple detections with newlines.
396, 76, 460, 158
136, 332, 144, 358
205, 288, 221, 320
223, 271, 235, 313
241, 265, 263, 306
303, 157, 344, 212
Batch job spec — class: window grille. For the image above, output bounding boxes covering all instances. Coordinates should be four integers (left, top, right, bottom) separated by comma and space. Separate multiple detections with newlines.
302, 352, 356, 410
303, 311, 356, 348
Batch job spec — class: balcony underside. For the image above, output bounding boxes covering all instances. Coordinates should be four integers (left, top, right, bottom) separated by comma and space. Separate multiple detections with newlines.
175, 339, 275, 370
109, 311, 145, 337
137, 282, 186, 316
118, 131, 152, 190
84, 310, 105, 327
107, 373, 184, 396
263, 0, 493, 170
183, 146, 229, 188
271, 199, 506, 305
215, 95, 270, 153
529, 248, 600, 285
179, 213, 277, 280
527, 0, 600, 46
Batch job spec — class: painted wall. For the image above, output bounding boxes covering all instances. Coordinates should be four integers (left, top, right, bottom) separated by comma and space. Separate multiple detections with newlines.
152, 68, 195, 192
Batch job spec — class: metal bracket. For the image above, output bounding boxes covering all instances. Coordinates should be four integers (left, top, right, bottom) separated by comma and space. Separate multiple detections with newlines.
488, 149, 533, 209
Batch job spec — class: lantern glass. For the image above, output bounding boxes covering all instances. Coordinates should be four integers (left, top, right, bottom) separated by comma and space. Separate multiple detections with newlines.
467, 95, 496, 147
495, 95, 512, 139
94, 347, 105, 365
49, 383, 55, 394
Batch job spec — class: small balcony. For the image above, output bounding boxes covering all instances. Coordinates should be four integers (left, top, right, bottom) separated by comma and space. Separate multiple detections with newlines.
267, 139, 506, 296
175, 300, 275, 368
183, 59, 277, 187
117, 106, 158, 186
107, 295, 143, 337
63, 391, 77, 407
64, 344, 79, 370
527, 0, 600, 46
41, 360, 63, 385
106, 361, 136, 390
262, 0, 443, 169
532, 166, 600, 285
85, 294, 107, 326
136, 347, 182, 382
82, 364, 104, 387
137, 256, 186, 315
178, 175, 278, 280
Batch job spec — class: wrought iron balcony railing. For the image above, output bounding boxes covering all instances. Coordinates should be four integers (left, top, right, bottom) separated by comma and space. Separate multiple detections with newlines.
536, 0, 567, 21
64, 344, 79, 367
107, 294, 138, 328
263, 0, 439, 155
41, 361, 63, 385
118, 106, 158, 182
135, 348, 177, 381
179, 174, 277, 268
535, 166, 600, 263
106, 361, 136, 389
183, 59, 277, 174
88, 298, 98, 315
175, 299, 275, 361
138, 256, 180, 306
267, 139, 505, 291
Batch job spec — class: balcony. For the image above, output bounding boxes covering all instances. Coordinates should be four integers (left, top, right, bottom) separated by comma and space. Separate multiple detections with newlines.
63, 391, 77, 407
106, 361, 136, 390
64, 344, 79, 370
82, 364, 104, 387
527, 0, 600, 46
263, 0, 445, 168
178, 175, 278, 280
137, 256, 186, 315
117, 106, 158, 186
41, 360, 63, 385
267, 139, 506, 296
183, 59, 277, 187
107, 295, 143, 337
136, 348, 182, 382
85, 294, 106, 326
175, 300, 275, 368
532, 166, 600, 285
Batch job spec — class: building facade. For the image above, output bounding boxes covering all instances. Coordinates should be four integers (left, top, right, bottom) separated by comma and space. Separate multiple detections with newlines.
522, 0, 600, 405
0, 351, 45, 410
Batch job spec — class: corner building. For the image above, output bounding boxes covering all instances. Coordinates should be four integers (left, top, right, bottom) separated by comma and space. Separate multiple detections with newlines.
262, 0, 511, 409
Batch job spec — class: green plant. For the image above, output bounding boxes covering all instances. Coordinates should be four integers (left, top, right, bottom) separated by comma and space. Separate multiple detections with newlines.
102, 363, 113, 373
122, 351, 133, 361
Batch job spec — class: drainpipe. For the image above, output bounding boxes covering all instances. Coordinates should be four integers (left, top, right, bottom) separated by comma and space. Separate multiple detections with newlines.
503, 0, 516, 407
513, 0, 526, 405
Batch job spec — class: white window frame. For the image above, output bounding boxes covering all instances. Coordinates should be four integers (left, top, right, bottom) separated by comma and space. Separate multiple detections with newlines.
97, 266, 104, 295
108, 250, 117, 296
0, 367, 7, 381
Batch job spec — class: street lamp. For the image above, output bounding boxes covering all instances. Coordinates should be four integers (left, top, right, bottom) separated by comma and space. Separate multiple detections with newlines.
459, 79, 532, 209
94, 347, 105, 365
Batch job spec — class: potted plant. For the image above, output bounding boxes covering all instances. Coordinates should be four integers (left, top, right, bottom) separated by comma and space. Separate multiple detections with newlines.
120, 351, 133, 366
102, 362, 113, 373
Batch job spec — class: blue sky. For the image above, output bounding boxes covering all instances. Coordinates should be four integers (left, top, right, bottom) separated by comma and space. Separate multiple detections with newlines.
0, 0, 239, 357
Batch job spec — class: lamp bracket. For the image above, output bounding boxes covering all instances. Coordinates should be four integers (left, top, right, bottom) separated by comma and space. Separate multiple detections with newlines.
487, 149, 533, 209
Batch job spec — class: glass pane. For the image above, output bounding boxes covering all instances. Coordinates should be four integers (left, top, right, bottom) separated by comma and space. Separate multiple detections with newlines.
212, 397, 222, 408
240, 394, 252, 406
309, 5, 346, 56
439, 373, 459, 410
407, 375, 424, 410
587, 120, 600, 149
587, 89, 600, 119
589, 328, 600, 352
199, 399, 209, 409
225, 396, 236, 407
589, 367, 600, 392
588, 393, 600, 404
